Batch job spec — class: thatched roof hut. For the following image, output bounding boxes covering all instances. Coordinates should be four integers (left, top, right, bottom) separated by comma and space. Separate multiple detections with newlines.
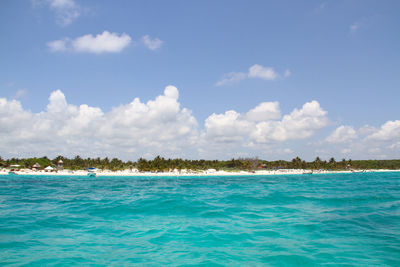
32, 163, 41, 169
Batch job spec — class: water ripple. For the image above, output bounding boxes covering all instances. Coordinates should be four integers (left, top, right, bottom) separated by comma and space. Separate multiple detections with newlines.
0, 173, 399, 265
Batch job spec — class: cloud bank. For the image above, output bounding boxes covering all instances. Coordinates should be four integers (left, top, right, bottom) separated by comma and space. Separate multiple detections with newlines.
1, 86, 399, 160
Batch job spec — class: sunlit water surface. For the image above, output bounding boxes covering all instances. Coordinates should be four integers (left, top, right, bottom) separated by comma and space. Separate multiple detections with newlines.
1, 172, 399, 266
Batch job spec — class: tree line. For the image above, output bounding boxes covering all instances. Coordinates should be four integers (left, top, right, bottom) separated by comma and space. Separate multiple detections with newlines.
0, 155, 399, 171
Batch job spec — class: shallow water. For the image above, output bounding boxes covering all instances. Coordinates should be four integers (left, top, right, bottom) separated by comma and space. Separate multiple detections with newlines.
0, 172, 399, 266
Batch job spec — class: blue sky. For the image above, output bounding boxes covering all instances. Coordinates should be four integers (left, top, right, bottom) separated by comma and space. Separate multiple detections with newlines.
1, 0, 399, 160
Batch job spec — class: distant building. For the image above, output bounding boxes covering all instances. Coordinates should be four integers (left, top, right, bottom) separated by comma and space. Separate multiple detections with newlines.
32, 162, 41, 170
57, 160, 63, 171
9, 164, 21, 171
44, 166, 54, 172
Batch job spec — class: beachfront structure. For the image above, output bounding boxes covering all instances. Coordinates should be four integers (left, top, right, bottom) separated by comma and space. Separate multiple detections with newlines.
32, 163, 41, 170
57, 160, 63, 171
44, 166, 54, 172
9, 164, 21, 171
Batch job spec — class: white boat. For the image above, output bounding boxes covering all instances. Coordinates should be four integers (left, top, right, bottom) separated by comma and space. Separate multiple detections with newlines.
302, 170, 313, 174
87, 167, 97, 177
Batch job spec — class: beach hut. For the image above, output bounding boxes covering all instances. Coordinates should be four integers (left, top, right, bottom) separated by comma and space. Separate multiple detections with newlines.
44, 166, 54, 172
32, 163, 41, 171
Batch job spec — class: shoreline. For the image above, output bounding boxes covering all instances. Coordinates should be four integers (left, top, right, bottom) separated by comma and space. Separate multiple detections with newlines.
1, 169, 400, 177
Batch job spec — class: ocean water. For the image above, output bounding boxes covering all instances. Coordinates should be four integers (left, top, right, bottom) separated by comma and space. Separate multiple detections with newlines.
0, 173, 399, 266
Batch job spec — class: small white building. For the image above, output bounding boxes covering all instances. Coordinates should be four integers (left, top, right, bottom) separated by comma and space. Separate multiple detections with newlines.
44, 166, 54, 172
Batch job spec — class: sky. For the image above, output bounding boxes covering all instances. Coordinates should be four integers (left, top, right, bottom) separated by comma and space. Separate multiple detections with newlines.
0, 0, 400, 161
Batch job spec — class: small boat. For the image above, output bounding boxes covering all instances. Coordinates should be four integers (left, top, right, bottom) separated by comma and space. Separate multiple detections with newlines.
87, 167, 97, 177
8, 171, 18, 175
302, 170, 313, 174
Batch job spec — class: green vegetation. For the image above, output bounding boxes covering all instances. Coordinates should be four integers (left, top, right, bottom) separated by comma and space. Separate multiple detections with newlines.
0, 155, 399, 172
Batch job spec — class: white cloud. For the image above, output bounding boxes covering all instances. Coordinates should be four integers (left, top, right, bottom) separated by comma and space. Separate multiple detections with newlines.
251, 101, 329, 143
282, 148, 294, 154
0, 86, 198, 159
40, 0, 81, 26
341, 148, 351, 154
72, 31, 132, 54
358, 125, 378, 136
199, 100, 328, 159
0, 98, 32, 136
215, 72, 247, 86
315, 120, 400, 160
141, 35, 163, 50
2, 86, 398, 160
390, 142, 400, 150
216, 64, 288, 86
246, 102, 281, 122
248, 64, 278, 80
47, 31, 132, 54
203, 100, 328, 145
204, 111, 253, 143
326, 125, 358, 143
47, 89, 69, 113
366, 120, 400, 141
47, 39, 68, 52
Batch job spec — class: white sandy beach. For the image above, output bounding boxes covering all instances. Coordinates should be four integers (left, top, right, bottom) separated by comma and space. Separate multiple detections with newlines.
1, 168, 399, 177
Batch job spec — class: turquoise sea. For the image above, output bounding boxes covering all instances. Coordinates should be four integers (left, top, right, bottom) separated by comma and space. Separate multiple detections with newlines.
0, 172, 399, 266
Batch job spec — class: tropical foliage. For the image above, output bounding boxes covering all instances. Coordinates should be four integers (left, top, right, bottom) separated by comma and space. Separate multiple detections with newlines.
0, 155, 399, 171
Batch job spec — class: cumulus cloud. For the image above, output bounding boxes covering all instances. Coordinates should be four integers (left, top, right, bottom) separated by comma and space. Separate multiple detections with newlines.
251, 101, 329, 143
47, 31, 132, 54
248, 64, 278, 80
316, 120, 400, 160
75, 31, 131, 54
0, 88, 332, 160
216, 64, 289, 86
204, 111, 253, 143
72, 31, 131, 53
0, 86, 198, 159
366, 120, 400, 141
203, 100, 328, 145
141, 35, 163, 50
326, 125, 358, 143
3, 86, 398, 160
246, 102, 281, 122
